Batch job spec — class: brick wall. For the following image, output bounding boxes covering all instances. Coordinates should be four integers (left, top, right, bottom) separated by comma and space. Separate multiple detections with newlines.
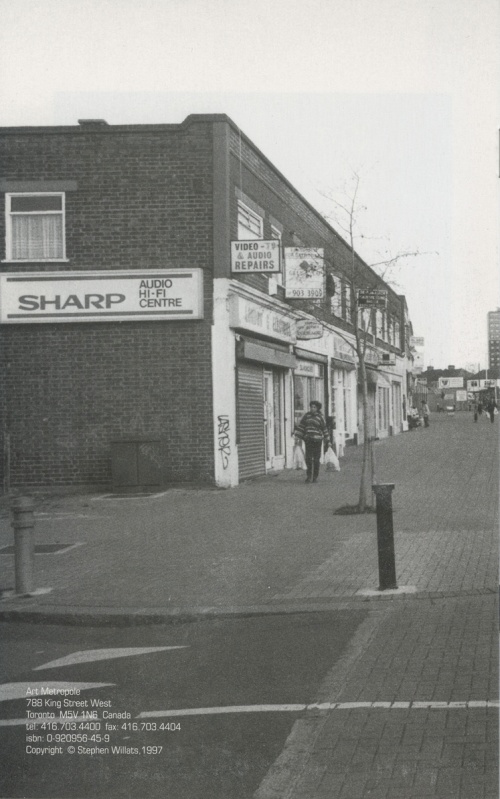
227, 127, 403, 339
0, 120, 215, 488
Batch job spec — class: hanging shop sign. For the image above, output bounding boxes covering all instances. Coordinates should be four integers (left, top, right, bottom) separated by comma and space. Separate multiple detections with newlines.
284, 248, 324, 299
229, 294, 296, 343
410, 336, 425, 347
0, 269, 204, 323
230, 240, 281, 273
296, 319, 323, 340
357, 289, 387, 309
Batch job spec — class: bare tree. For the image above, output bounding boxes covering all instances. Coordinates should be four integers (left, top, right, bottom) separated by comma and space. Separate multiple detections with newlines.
322, 172, 426, 512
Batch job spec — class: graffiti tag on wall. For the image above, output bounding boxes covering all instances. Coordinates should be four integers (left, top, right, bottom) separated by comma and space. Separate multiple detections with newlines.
217, 415, 231, 470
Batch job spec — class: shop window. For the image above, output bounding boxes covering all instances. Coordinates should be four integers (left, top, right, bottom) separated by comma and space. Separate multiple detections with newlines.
237, 201, 263, 240
294, 365, 325, 427
6, 193, 65, 261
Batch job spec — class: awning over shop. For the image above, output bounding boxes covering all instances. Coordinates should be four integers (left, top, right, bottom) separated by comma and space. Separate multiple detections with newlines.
294, 347, 328, 364
237, 338, 297, 369
331, 357, 356, 371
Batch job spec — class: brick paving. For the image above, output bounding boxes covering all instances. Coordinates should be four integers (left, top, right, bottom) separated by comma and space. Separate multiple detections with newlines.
0, 411, 498, 797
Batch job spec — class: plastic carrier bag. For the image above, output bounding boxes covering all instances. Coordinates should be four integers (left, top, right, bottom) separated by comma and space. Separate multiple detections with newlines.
324, 447, 340, 472
293, 443, 306, 470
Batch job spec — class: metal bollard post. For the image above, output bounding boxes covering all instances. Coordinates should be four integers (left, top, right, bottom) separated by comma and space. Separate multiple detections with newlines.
11, 496, 36, 595
372, 483, 397, 591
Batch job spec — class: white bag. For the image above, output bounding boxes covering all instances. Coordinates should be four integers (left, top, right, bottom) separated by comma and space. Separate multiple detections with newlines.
324, 446, 340, 472
293, 443, 306, 470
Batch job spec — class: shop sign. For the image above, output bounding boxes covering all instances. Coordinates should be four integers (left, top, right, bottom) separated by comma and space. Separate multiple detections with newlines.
230, 240, 281, 273
333, 337, 356, 363
444, 393, 454, 400
295, 360, 321, 377
0, 269, 204, 323
357, 289, 387, 309
438, 377, 464, 389
410, 336, 425, 347
296, 319, 323, 340
456, 390, 467, 402
229, 294, 295, 343
284, 248, 324, 299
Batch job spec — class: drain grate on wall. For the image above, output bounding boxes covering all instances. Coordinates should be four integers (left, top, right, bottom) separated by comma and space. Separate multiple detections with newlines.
0, 542, 83, 555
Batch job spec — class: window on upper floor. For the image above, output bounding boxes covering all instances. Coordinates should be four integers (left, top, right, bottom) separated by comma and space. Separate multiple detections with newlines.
343, 282, 352, 323
5, 193, 66, 261
237, 200, 263, 240
271, 224, 283, 286
358, 308, 373, 337
330, 275, 343, 317
376, 309, 385, 340
394, 321, 400, 348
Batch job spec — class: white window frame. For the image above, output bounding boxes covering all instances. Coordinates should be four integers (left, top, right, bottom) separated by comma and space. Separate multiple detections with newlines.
5, 192, 67, 262
343, 282, 352, 322
237, 200, 263, 241
271, 224, 283, 286
330, 275, 343, 317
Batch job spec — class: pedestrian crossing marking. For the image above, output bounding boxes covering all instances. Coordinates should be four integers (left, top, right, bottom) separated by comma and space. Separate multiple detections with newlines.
0, 682, 114, 702
33, 646, 188, 670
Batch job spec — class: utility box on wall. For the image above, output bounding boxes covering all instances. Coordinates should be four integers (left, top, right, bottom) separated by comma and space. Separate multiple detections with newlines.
110, 439, 163, 492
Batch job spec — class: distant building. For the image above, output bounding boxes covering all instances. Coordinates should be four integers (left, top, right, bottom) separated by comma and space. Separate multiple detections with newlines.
488, 308, 500, 369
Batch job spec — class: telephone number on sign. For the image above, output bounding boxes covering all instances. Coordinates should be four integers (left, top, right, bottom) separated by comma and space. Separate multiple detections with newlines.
287, 288, 323, 298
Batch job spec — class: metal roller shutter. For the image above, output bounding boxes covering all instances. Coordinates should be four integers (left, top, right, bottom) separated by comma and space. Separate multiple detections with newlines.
237, 363, 265, 480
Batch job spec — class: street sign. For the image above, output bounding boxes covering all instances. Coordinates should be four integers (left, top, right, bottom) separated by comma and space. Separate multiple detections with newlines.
357, 289, 387, 309
284, 248, 324, 299
231, 240, 281, 273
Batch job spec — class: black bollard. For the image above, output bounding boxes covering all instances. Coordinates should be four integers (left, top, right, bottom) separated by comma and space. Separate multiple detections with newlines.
372, 483, 397, 591
11, 496, 36, 595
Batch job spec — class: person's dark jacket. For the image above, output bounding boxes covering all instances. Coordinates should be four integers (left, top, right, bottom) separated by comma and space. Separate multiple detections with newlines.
295, 411, 331, 448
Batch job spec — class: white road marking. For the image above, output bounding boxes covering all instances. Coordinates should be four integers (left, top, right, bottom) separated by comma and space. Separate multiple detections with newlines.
34, 646, 188, 670
0, 682, 114, 702
137, 700, 500, 719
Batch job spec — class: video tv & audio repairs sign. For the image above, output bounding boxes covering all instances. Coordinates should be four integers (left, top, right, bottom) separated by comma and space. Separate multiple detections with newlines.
0, 269, 204, 323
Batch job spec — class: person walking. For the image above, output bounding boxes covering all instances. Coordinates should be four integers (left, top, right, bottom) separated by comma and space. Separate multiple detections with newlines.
421, 400, 430, 428
294, 400, 331, 483
486, 398, 497, 423
477, 401, 483, 419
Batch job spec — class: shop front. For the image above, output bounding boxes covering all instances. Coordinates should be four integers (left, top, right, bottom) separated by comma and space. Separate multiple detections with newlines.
218, 289, 296, 483
331, 336, 357, 448
293, 358, 326, 429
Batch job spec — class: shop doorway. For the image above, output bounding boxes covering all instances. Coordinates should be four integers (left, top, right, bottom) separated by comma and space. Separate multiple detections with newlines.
264, 370, 285, 471
377, 385, 390, 438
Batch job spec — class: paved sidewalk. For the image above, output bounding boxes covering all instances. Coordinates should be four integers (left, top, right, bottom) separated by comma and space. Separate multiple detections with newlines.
0, 412, 497, 619
0, 412, 498, 797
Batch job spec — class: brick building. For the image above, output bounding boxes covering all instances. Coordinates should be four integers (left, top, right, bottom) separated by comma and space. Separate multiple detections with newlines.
0, 115, 415, 490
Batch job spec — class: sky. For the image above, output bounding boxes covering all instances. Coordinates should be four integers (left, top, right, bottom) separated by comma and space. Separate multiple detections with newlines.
0, 0, 498, 369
